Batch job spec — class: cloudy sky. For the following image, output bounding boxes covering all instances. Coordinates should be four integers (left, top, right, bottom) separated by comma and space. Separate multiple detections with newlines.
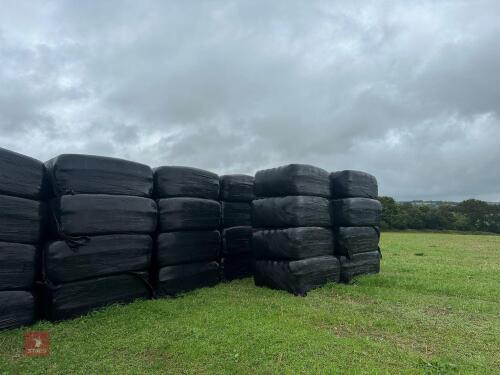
1, 1, 499, 201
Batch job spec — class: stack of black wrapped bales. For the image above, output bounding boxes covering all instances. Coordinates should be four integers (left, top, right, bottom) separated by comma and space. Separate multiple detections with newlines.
0, 148, 46, 329
219, 174, 255, 280
42, 154, 157, 321
330, 170, 382, 283
252, 164, 340, 296
154, 167, 221, 296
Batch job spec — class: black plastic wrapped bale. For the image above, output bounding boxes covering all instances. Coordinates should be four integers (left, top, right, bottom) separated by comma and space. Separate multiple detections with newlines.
0, 147, 46, 200
331, 198, 382, 226
158, 198, 221, 231
330, 170, 378, 199
44, 235, 152, 284
252, 196, 331, 228
42, 273, 151, 321
154, 166, 219, 200
335, 227, 380, 257
222, 226, 252, 256
254, 256, 340, 296
157, 230, 220, 266
222, 254, 254, 281
0, 242, 36, 290
157, 261, 220, 296
0, 291, 35, 330
254, 164, 330, 198
50, 194, 157, 236
0, 195, 46, 244
252, 227, 334, 260
45, 154, 153, 197
222, 202, 252, 227
339, 251, 380, 283
219, 174, 255, 202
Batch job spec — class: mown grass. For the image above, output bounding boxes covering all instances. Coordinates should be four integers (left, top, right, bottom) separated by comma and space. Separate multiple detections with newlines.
0, 232, 499, 374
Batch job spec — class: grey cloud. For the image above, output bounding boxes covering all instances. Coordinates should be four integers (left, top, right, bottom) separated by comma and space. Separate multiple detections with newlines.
1, 0, 499, 201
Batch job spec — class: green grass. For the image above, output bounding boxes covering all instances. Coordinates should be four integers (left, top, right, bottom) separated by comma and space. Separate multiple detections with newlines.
1, 232, 499, 374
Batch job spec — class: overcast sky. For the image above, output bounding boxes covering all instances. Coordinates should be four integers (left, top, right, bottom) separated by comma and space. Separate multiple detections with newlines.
1, 1, 499, 201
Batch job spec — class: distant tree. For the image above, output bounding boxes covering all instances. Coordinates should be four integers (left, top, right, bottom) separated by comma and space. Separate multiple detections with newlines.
378, 196, 398, 229
406, 204, 426, 229
377, 196, 499, 234
457, 199, 491, 231
452, 212, 470, 231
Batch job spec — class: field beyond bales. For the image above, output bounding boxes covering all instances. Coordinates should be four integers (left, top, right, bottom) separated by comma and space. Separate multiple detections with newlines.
0, 233, 499, 374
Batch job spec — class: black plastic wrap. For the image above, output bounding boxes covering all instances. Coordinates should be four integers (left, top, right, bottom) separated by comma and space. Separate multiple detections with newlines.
252, 196, 331, 228
254, 256, 340, 296
222, 254, 254, 281
222, 202, 252, 227
330, 170, 378, 199
252, 227, 334, 260
220, 174, 255, 202
157, 230, 220, 267
0, 242, 36, 290
157, 261, 220, 296
254, 164, 330, 198
0, 147, 45, 200
42, 273, 151, 321
50, 194, 157, 236
45, 154, 153, 197
158, 198, 221, 231
154, 166, 219, 200
335, 227, 379, 257
222, 226, 252, 255
331, 198, 382, 226
44, 235, 152, 284
0, 291, 35, 330
339, 250, 380, 283
0, 195, 46, 244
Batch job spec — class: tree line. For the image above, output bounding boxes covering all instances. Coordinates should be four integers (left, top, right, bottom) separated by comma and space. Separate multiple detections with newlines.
378, 197, 500, 234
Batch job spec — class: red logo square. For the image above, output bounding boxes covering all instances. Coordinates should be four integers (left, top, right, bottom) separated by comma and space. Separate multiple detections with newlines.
24, 331, 50, 356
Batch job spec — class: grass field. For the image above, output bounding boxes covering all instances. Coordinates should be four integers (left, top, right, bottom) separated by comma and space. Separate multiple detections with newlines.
0, 232, 499, 374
